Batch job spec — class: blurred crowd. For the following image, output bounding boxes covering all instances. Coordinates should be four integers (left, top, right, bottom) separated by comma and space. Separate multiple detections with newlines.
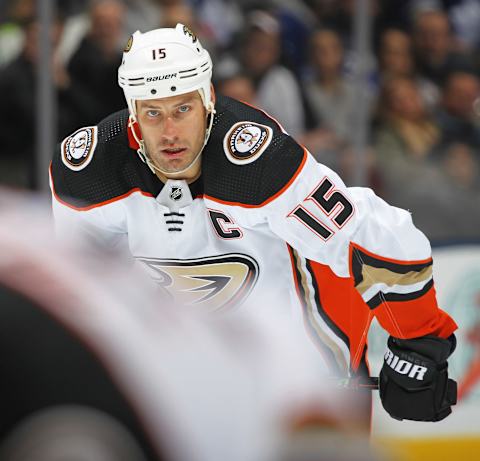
0, 0, 479, 243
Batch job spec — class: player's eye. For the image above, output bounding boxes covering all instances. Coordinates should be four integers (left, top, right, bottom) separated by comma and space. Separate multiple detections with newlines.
147, 110, 160, 117
178, 105, 190, 113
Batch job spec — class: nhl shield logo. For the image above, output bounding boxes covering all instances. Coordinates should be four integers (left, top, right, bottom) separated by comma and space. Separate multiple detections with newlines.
61, 126, 98, 171
223, 121, 273, 165
170, 186, 183, 201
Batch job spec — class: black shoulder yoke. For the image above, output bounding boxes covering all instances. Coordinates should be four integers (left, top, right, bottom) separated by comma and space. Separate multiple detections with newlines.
51, 98, 306, 209
51, 109, 162, 208
202, 95, 306, 206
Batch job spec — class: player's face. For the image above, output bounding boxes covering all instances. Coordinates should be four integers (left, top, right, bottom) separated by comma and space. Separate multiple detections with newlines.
136, 91, 207, 181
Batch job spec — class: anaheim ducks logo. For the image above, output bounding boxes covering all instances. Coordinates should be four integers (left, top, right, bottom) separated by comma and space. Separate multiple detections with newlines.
183, 25, 197, 43
61, 126, 98, 171
137, 254, 259, 312
223, 121, 273, 165
124, 35, 133, 52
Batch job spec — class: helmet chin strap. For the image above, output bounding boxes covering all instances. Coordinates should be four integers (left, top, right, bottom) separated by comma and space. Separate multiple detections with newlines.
129, 101, 216, 178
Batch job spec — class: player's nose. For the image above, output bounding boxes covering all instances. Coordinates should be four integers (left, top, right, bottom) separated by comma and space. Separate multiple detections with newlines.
161, 116, 179, 144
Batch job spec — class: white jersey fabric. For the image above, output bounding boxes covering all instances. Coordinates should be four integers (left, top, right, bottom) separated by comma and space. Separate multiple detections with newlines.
50, 95, 457, 379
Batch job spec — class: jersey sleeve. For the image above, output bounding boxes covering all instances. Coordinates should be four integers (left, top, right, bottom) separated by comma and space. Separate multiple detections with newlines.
49, 132, 129, 251
266, 152, 457, 341
50, 187, 129, 251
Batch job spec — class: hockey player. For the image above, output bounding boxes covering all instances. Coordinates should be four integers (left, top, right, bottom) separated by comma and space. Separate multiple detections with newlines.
50, 24, 458, 423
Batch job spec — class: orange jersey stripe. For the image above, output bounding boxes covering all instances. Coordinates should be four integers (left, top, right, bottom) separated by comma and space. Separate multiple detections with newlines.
307, 259, 373, 371
374, 289, 458, 340
50, 164, 154, 211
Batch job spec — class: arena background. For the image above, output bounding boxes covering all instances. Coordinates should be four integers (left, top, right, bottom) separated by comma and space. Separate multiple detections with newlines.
0, 1, 479, 460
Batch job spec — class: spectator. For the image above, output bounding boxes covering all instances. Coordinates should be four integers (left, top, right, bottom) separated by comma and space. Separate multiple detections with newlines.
300, 27, 366, 182
0, 13, 98, 190
123, 0, 164, 34
377, 28, 412, 79
437, 142, 480, 241
0, 0, 34, 67
412, 8, 474, 86
436, 71, 480, 150
216, 72, 257, 106
398, 141, 480, 242
373, 76, 442, 204
441, 142, 480, 192
158, 1, 218, 61
160, 1, 196, 28
309, 0, 382, 52
236, 9, 306, 136
377, 27, 439, 110
370, 73, 480, 241
67, 0, 126, 124
374, 76, 440, 164
297, 26, 380, 189
304, 27, 358, 144
187, 0, 244, 55
267, 0, 317, 72
308, 0, 380, 85
445, 0, 480, 51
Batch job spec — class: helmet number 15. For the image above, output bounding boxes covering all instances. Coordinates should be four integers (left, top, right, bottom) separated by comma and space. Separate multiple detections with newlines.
152, 48, 167, 60
288, 177, 354, 241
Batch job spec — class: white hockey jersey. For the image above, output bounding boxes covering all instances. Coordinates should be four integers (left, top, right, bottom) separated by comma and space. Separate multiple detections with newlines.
50, 95, 457, 378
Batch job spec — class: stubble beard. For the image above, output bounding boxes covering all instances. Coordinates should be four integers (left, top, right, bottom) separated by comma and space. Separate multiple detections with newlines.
147, 144, 202, 178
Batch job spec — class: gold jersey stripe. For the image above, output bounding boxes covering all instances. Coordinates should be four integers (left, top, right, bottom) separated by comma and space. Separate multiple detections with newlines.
356, 264, 432, 296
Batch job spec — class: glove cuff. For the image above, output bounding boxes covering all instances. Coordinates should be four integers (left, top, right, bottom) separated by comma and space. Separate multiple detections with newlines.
380, 335, 457, 422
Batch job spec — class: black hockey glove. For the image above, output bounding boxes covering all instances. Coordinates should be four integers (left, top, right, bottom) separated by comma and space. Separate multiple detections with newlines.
379, 334, 457, 422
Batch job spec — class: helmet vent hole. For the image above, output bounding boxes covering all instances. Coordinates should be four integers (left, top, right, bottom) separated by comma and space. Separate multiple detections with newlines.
171, 86, 177, 92
151, 89, 157, 95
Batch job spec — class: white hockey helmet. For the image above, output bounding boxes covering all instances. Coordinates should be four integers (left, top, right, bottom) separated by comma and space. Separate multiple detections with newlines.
118, 23, 214, 119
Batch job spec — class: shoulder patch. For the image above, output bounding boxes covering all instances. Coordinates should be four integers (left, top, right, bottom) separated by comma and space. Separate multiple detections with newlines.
61, 126, 98, 171
223, 121, 273, 165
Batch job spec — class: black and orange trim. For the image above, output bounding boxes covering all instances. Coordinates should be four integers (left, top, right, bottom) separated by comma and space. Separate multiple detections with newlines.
287, 244, 350, 376
351, 244, 433, 287
350, 243, 435, 310
367, 279, 435, 309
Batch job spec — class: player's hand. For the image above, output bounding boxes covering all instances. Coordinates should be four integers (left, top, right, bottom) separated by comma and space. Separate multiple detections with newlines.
379, 335, 457, 421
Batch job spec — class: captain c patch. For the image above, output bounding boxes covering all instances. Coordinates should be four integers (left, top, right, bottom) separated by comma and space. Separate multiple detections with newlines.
61, 126, 98, 171
223, 121, 273, 165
